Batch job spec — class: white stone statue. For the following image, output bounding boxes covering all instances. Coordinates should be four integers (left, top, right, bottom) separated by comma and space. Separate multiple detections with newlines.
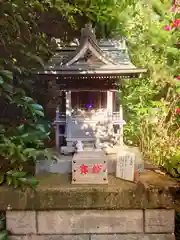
95, 138, 101, 149
76, 141, 84, 152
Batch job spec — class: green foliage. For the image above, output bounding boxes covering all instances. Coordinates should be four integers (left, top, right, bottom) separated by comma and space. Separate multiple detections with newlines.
0, 0, 50, 72
0, 214, 8, 240
0, 70, 57, 189
0, 0, 74, 189
117, 1, 180, 177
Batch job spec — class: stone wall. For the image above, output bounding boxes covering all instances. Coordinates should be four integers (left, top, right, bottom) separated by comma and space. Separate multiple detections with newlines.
7, 209, 175, 240
0, 172, 179, 240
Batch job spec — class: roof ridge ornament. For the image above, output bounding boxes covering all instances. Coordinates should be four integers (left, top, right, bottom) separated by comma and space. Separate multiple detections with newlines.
81, 23, 96, 42
63, 23, 115, 66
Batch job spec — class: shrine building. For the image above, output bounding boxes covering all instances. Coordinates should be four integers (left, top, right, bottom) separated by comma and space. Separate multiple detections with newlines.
36, 24, 146, 150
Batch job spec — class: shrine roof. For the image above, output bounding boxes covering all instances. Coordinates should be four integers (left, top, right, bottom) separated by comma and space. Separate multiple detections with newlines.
37, 24, 146, 77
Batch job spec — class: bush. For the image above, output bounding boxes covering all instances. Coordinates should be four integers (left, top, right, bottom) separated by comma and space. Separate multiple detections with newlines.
0, 214, 8, 240
0, 71, 57, 189
119, 1, 180, 177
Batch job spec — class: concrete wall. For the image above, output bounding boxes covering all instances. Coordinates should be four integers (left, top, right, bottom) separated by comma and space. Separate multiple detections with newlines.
7, 209, 175, 240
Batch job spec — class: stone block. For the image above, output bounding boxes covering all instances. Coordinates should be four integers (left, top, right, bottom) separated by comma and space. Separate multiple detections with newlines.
49, 158, 72, 173
145, 209, 175, 233
6, 211, 36, 234
91, 234, 175, 240
35, 160, 51, 175
107, 154, 116, 173
36, 156, 73, 174
9, 235, 89, 240
37, 210, 143, 234
61, 146, 75, 155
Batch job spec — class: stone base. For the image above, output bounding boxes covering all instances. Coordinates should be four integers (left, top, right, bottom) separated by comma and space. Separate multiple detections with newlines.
1, 172, 179, 239
61, 146, 75, 155
36, 156, 73, 174
6, 210, 175, 239
36, 154, 117, 174
8, 234, 175, 240
36, 145, 131, 175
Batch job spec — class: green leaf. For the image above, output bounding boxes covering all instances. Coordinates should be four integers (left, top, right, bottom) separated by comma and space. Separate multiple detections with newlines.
0, 230, 8, 240
23, 97, 34, 103
6, 170, 14, 175
19, 131, 44, 142
11, 171, 27, 178
19, 177, 39, 186
12, 65, 22, 74
35, 110, 44, 117
176, 88, 180, 93
12, 177, 19, 188
0, 174, 4, 185
2, 82, 12, 91
18, 164, 24, 171
6, 176, 12, 186
31, 104, 43, 111
0, 76, 4, 84
175, 80, 180, 87
17, 124, 25, 132
35, 124, 46, 132
0, 71, 13, 81
0, 216, 4, 231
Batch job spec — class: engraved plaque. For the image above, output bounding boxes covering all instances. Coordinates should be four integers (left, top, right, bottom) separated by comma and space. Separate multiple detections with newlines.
116, 151, 135, 182
72, 151, 108, 184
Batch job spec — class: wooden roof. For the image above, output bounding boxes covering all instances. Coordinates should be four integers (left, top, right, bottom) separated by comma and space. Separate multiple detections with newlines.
37, 24, 146, 78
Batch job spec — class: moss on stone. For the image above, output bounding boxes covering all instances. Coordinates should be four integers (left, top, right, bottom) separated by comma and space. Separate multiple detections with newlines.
0, 171, 179, 210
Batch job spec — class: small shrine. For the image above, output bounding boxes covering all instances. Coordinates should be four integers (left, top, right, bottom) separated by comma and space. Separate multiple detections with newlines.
37, 24, 146, 151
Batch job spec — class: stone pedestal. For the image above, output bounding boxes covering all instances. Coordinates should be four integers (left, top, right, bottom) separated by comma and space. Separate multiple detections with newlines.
1, 173, 179, 240
36, 145, 146, 175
